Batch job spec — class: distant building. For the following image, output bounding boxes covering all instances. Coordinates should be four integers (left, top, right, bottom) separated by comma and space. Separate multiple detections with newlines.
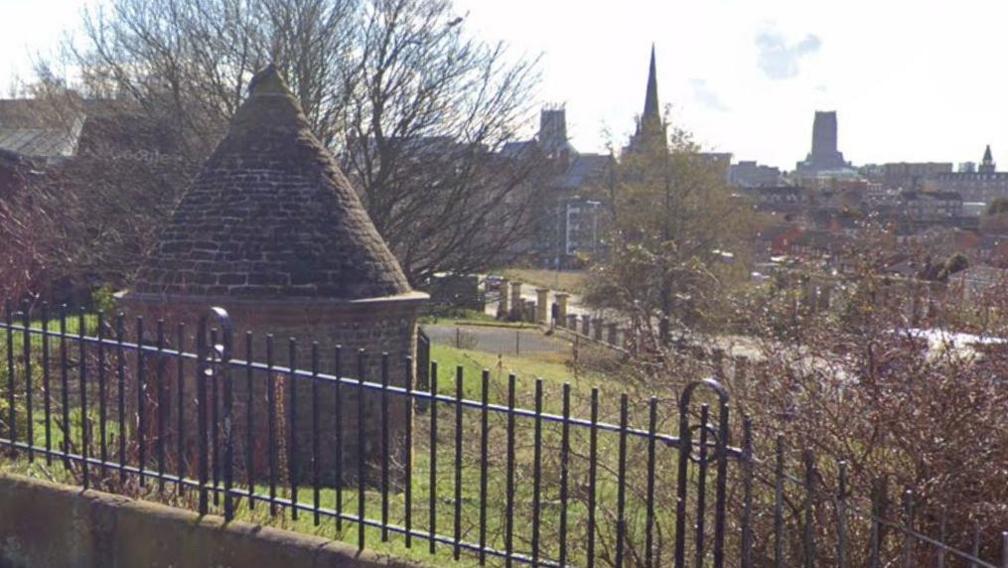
537, 104, 575, 161
623, 45, 666, 156
860, 161, 953, 190
505, 106, 612, 267
742, 185, 809, 214
0, 96, 181, 167
981, 145, 996, 173
730, 160, 783, 187
0, 97, 84, 164
924, 146, 1008, 204
899, 190, 964, 223
796, 111, 852, 174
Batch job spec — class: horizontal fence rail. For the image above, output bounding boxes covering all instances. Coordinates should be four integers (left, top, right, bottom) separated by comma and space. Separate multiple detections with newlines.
0, 301, 1005, 567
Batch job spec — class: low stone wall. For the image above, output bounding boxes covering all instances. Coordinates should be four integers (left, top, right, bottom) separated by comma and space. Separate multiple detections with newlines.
0, 472, 412, 568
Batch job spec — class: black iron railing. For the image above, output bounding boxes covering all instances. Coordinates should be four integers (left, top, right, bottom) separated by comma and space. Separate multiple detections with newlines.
1, 301, 1005, 567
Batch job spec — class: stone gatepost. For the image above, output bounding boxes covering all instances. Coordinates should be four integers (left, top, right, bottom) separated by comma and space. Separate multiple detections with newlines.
510, 281, 523, 320
819, 284, 832, 310
734, 355, 749, 392
566, 314, 577, 329
498, 278, 510, 319
607, 323, 619, 345
556, 293, 569, 322
535, 288, 549, 323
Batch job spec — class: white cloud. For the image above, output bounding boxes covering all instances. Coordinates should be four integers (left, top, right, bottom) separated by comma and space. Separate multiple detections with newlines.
690, 79, 730, 112
755, 30, 822, 80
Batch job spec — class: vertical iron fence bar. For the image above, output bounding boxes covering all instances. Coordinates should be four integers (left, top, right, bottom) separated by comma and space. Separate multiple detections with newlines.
334, 345, 343, 532
712, 400, 730, 568
559, 383, 572, 568
211, 329, 220, 506
156, 320, 165, 492
937, 509, 947, 568
266, 335, 277, 516
868, 477, 887, 568
222, 325, 234, 522
404, 356, 414, 549
41, 303, 52, 464
615, 393, 628, 568
505, 374, 517, 567
741, 417, 754, 568
587, 387, 599, 568
245, 332, 254, 509
802, 449, 816, 568
357, 349, 367, 551
4, 302, 14, 451
645, 397, 657, 568
836, 460, 848, 568
674, 394, 691, 568
972, 523, 981, 568
175, 323, 185, 492
532, 379, 545, 567
774, 435, 784, 568
97, 314, 107, 478
429, 361, 439, 555
59, 307, 69, 469
136, 317, 146, 487
453, 366, 464, 560
79, 308, 90, 489
288, 338, 299, 521
695, 405, 711, 568
22, 305, 33, 462
901, 490, 913, 568
478, 369, 490, 565
115, 315, 125, 482
313, 343, 321, 527
197, 317, 209, 515
381, 353, 390, 541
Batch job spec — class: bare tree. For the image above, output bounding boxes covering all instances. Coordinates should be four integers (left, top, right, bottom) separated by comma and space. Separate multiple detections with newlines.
64, 0, 543, 285
337, 0, 542, 282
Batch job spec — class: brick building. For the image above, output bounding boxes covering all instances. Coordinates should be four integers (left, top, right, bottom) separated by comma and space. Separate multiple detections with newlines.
121, 65, 427, 485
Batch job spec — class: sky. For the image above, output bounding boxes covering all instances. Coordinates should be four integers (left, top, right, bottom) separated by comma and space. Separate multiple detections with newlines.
3, 0, 1008, 170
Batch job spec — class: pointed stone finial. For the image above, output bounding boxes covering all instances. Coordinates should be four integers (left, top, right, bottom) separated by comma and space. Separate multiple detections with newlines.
247, 63, 289, 96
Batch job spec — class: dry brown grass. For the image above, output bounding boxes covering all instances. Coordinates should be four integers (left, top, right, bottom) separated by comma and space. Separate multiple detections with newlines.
500, 268, 586, 294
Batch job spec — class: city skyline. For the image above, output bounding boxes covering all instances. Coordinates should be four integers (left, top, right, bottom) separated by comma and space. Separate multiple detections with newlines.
4, 0, 1008, 169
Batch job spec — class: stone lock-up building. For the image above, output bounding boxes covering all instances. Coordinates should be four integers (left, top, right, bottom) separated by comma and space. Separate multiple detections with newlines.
120, 65, 427, 486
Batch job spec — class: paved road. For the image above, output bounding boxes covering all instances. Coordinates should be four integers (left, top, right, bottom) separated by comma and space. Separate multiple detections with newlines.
424, 324, 570, 356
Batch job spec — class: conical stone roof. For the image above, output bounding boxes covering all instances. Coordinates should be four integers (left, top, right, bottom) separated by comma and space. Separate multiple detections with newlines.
132, 65, 412, 300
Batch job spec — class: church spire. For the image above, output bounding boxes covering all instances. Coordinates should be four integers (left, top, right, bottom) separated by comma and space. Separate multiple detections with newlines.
623, 43, 666, 156
642, 43, 660, 123
981, 144, 996, 174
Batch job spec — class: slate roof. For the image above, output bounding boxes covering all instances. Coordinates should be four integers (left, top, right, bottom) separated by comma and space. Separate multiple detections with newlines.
555, 153, 611, 190
132, 64, 412, 300
0, 99, 84, 159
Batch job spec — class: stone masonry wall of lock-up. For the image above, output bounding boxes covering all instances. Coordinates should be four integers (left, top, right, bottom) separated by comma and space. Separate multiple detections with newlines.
119, 293, 425, 487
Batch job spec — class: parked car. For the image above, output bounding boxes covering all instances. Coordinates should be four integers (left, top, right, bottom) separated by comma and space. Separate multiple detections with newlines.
484, 274, 504, 291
